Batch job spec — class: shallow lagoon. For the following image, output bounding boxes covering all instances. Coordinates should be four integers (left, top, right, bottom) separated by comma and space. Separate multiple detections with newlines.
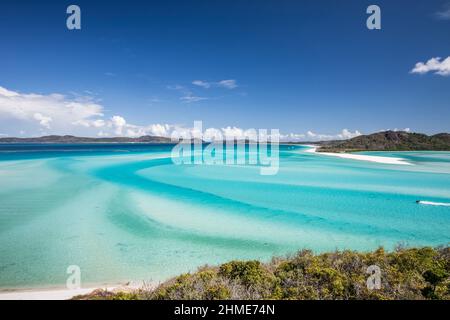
0, 144, 449, 289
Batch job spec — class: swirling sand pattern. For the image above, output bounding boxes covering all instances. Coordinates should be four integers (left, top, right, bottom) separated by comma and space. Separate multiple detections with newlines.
0, 144, 449, 289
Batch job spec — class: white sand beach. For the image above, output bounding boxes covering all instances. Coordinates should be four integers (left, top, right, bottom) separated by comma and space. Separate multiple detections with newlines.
0, 287, 98, 300
304, 145, 412, 165
0, 281, 149, 300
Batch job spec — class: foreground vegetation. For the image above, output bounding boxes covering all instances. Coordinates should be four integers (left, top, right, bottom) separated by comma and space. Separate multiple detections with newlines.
74, 246, 450, 300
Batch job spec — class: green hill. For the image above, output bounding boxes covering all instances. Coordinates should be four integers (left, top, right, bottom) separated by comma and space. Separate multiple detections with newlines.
318, 131, 450, 152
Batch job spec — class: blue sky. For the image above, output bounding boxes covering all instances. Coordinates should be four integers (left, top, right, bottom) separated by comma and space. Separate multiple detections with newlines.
0, 0, 449, 140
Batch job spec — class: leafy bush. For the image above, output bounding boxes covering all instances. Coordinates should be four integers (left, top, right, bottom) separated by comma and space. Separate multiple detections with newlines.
76, 246, 450, 300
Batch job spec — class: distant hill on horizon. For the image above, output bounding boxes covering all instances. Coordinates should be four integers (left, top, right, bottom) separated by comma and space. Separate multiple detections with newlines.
1, 131, 450, 152
317, 131, 450, 152
0, 135, 174, 144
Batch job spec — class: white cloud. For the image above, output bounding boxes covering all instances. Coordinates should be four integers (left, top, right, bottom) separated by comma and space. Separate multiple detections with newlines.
436, 3, 450, 20
180, 94, 208, 103
378, 128, 411, 133
149, 124, 170, 136
294, 129, 362, 142
281, 133, 306, 141
0, 86, 104, 131
339, 129, 362, 139
410, 57, 450, 76
391, 128, 411, 133
93, 119, 106, 128
192, 80, 211, 88
33, 113, 52, 129
172, 79, 239, 103
122, 125, 361, 143
222, 126, 245, 139
111, 115, 127, 135
110, 121, 172, 138
168, 84, 208, 103
217, 80, 237, 89
168, 125, 360, 143
0, 85, 364, 142
171, 126, 263, 142
203, 128, 224, 141
192, 79, 238, 89
0, 85, 181, 137
0, 87, 19, 97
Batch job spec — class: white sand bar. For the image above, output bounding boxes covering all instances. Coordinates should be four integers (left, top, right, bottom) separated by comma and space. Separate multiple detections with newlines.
304, 146, 412, 165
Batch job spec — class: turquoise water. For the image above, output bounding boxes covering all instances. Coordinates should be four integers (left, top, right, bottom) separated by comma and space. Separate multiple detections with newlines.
0, 144, 449, 289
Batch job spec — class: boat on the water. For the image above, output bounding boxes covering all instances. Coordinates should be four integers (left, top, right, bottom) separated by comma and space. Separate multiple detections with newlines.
416, 200, 450, 207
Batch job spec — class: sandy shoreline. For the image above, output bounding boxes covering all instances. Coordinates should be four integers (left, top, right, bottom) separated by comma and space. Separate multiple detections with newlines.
0, 287, 105, 300
0, 281, 148, 300
303, 145, 412, 165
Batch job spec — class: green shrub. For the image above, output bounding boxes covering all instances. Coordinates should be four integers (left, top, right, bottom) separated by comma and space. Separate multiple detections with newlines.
75, 246, 450, 300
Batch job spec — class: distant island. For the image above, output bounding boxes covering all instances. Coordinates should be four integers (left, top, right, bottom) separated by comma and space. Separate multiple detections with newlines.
315, 131, 450, 152
1, 131, 450, 152
0, 135, 175, 144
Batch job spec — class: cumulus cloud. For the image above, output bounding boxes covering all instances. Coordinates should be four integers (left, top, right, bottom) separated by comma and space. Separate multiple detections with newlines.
300, 129, 362, 141
0, 85, 179, 137
122, 123, 172, 138
0, 86, 104, 132
339, 129, 363, 139
203, 128, 224, 141
220, 126, 259, 141
93, 119, 106, 128
111, 115, 127, 135
0, 87, 19, 97
170, 126, 360, 143
33, 113, 52, 129
281, 133, 306, 141
410, 57, 450, 76
0, 85, 364, 142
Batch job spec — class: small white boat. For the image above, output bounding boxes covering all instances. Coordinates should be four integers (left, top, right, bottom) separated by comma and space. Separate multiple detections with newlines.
416, 200, 450, 207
